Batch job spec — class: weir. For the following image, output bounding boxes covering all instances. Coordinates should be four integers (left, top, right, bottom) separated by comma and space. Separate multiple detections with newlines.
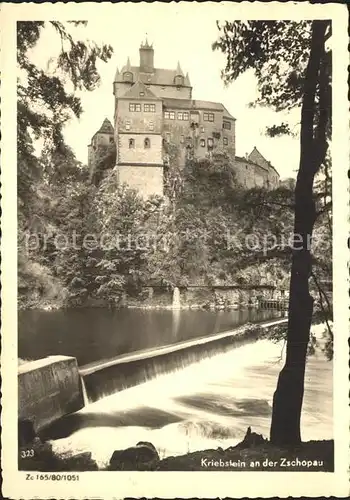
80, 317, 287, 404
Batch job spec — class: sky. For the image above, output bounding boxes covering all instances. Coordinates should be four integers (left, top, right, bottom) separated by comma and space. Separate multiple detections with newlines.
28, 4, 301, 180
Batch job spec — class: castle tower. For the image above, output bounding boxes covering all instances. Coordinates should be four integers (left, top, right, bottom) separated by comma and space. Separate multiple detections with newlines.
139, 39, 154, 73
87, 40, 244, 197
88, 118, 114, 180
115, 80, 164, 197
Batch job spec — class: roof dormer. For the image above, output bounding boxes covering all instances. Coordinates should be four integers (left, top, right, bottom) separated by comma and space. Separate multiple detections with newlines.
174, 61, 184, 86
123, 57, 133, 82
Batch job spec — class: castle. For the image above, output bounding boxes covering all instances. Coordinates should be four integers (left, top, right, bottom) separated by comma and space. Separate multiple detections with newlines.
88, 40, 280, 197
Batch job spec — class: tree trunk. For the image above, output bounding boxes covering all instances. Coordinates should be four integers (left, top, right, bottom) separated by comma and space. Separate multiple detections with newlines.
270, 21, 329, 447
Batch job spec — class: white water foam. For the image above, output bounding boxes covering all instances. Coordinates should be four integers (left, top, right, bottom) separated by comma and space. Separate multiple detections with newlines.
50, 338, 332, 468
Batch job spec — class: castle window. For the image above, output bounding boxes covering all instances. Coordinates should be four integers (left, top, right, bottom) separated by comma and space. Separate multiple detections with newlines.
207, 137, 214, 148
165, 132, 171, 142
109, 137, 114, 143
178, 111, 189, 120
200, 139, 206, 147
223, 137, 228, 146
164, 111, 175, 120
180, 135, 185, 144
201, 126, 205, 133
129, 138, 135, 149
223, 121, 231, 130
149, 121, 154, 131
129, 103, 141, 112
125, 120, 131, 130
139, 91, 145, 97
144, 103, 156, 112
203, 112, 215, 122
144, 138, 151, 149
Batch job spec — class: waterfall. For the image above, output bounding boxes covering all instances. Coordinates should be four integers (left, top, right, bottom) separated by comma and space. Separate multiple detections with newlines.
79, 317, 288, 404
80, 375, 90, 406
172, 286, 181, 309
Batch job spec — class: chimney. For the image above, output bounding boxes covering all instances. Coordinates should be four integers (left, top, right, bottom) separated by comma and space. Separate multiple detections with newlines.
139, 39, 154, 73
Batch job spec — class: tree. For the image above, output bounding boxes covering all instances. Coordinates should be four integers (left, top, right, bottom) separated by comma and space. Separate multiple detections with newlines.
213, 20, 331, 445
17, 21, 112, 214
17, 21, 113, 308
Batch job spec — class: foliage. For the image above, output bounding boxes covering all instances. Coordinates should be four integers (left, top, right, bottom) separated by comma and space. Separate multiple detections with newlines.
213, 21, 312, 111
17, 20, 112, 210
214, 20, 332, 446
17, 21, 113, 308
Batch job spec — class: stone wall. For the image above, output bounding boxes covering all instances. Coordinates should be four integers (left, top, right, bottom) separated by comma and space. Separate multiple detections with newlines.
163, 107, 236, 166
248, 147, 280, 189
233, 157, 268, 189
89, 132, 114, 176
118, 165, 164, 197
18, 355, 84, 433
118, 134, 163, 165
116, 99, 163, 134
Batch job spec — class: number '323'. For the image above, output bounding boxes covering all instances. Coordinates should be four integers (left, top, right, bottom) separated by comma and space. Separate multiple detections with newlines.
21, 449, 34, 458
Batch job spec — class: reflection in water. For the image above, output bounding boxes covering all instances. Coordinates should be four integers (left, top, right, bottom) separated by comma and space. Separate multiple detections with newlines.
18, 308, 282, 366
172, 309, 181, 339
47, 339, 332, 468
172, 287, 181, 309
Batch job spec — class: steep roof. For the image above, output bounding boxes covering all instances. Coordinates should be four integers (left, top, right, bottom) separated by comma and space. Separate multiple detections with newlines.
115, 65, 192, 87
235, 156, 268, 170
120, 80, 160, 100
248, 147, 280, 177
162, 98, 235, 120
97, 118, 114, 134
175, 61, 184, 76
248, 146, 266, 164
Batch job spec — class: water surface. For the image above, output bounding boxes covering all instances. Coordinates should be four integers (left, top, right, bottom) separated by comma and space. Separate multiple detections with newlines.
18, 307, 282, 366
47, 339, 332, 467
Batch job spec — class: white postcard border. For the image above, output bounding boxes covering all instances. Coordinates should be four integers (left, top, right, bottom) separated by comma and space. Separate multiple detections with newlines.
1, 2, 349, 498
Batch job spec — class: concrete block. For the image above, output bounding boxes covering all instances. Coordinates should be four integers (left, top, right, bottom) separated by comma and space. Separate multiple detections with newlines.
18, 355, 84, 432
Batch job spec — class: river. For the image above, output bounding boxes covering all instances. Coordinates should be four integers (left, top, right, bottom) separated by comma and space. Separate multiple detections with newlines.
18, 308, 332, 469
18, 307, 283, 365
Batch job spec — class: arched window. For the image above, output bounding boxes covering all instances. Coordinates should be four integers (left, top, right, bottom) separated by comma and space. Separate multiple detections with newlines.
129, 138, 135, 149
123, 71, 133, 82
144, 137, 151, 149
